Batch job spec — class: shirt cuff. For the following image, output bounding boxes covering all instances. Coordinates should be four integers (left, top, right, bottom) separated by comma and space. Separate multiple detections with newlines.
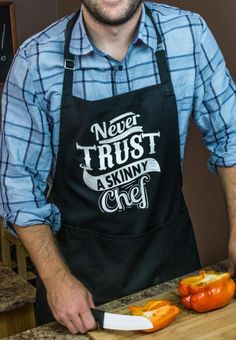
208, 155, 236, 173
2, 203, 61, 234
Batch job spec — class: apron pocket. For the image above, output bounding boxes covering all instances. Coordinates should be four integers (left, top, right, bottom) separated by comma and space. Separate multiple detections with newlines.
60, 209, 200, 303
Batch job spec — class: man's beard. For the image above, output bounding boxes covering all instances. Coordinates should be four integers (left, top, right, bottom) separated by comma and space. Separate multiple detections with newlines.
81, 0, 143, 26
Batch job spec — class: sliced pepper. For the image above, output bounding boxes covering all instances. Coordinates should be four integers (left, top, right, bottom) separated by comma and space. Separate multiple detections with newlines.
128, 300, 180, 333
178, 271, 235, 313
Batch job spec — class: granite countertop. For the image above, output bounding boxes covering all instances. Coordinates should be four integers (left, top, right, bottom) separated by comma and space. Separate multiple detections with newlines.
0, 261, 36, 314
3, 260, 230, 339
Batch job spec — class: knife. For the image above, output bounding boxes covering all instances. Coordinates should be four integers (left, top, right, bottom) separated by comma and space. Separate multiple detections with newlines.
91, 308, 153, 331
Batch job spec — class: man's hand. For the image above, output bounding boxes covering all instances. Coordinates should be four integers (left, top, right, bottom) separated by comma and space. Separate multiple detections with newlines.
218, 166, 236, 276
14, 224, 97, 334
228, 235, 236, 277
45, 270, 97, 334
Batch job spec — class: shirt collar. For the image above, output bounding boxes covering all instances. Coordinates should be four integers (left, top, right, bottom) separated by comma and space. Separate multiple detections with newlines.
69, 9, 93, 56
133, 3, 159, 51
69, 3, 159, 56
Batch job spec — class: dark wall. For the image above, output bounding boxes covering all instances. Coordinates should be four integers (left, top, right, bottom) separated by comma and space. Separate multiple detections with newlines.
13, 0, 58, 45
0, 0, 58, 95
57, 0, 81, 18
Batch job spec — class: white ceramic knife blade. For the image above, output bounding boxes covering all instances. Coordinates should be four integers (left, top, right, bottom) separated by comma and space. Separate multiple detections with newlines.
91, 309, 153, 331
104, 312, 153, 330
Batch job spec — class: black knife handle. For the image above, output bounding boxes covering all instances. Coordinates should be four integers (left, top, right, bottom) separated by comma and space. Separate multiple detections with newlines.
91, 308, 105, 328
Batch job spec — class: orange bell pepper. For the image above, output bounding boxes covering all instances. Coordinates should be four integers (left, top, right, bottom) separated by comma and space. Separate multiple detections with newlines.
128, 300, 180, 333
178, 271, 235, 313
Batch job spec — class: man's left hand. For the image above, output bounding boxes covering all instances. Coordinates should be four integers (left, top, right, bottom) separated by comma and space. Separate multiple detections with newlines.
228, 235, 236, 277
217, 167, 236, 278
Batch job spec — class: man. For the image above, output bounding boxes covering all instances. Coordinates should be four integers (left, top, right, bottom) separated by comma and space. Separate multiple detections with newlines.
1, 0, 236, 335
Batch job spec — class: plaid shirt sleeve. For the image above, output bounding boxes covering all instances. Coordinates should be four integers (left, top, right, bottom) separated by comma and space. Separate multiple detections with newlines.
193, 16, 236, 173
0, 47, 61, 233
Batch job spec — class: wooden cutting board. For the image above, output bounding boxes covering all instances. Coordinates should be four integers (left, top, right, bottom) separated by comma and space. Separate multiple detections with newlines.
88, 289, 236, 340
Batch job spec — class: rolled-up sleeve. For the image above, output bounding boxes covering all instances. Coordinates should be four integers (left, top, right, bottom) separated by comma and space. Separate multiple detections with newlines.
193, 17, 236, 173
0, 47, 60, 233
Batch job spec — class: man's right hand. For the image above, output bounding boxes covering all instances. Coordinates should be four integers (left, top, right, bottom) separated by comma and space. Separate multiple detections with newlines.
45, 270, 97, 334
13, 224, 97, 334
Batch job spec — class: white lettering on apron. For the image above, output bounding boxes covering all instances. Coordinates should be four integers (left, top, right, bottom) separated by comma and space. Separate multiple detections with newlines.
76, 112, 161, 213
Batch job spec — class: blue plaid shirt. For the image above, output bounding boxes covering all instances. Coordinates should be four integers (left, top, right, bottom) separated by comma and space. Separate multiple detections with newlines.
1, 2, 236, 232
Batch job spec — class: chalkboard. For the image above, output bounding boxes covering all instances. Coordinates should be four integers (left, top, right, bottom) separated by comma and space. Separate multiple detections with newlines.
0, 2, 17, 86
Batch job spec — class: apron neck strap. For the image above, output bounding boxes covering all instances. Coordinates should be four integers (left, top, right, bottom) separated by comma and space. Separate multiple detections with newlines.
63, 11, 80, 96
145, 6, 172, 86
62, 6, 173, 96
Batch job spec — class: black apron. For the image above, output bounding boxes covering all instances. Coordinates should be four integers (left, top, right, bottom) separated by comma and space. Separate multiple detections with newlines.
35, 7, 200, 325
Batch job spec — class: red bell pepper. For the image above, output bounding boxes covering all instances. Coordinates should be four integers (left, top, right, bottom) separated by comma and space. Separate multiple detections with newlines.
178, 271, 235, 313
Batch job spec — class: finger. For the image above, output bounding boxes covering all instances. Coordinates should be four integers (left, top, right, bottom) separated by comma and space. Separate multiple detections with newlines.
64, 319, 80, 335
87, 296, 97, 329
80, 303, 97, 330
87, 294, 97, 329
70, 314, 87, 334
88, 292, 96, 308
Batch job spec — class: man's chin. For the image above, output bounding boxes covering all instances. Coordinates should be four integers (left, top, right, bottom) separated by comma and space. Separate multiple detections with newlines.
81, 0, 143, 26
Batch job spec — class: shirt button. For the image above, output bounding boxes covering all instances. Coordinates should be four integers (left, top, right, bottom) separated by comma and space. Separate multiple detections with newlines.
118, 65, 123, 71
